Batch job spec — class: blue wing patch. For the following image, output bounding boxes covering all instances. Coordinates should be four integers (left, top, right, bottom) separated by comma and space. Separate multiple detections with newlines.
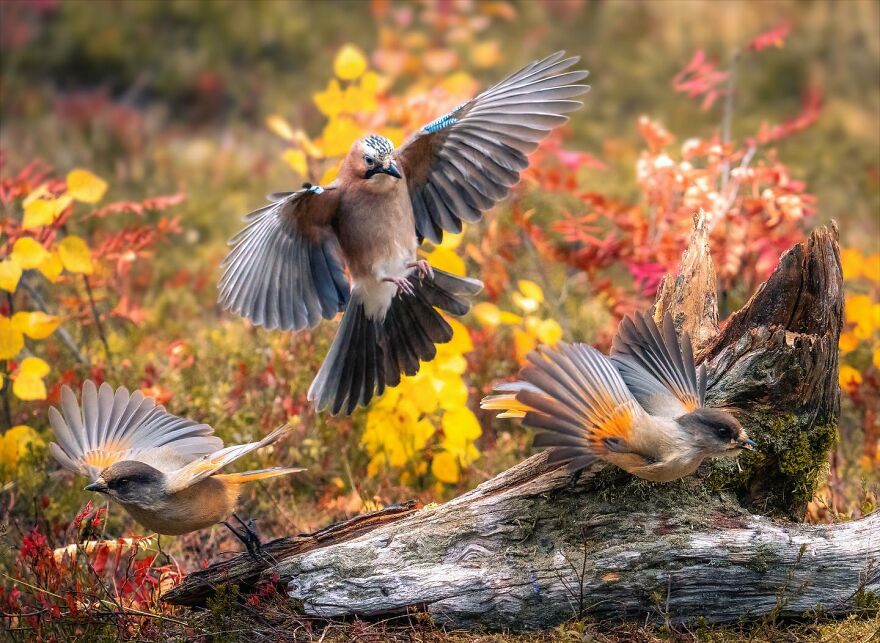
422, 102, 468, 134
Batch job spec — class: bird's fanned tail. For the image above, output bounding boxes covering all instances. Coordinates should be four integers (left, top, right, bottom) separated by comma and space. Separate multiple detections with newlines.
308, 268, 482, 415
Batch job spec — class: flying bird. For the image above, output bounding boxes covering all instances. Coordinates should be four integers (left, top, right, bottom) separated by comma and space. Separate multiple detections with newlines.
481, 311, 757, 482
48, 381, 302, 554
219, 52, 590, 415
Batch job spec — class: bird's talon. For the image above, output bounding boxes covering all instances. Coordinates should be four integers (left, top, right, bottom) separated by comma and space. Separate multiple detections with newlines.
407, 260, 434, 281
383, 276, 415, 297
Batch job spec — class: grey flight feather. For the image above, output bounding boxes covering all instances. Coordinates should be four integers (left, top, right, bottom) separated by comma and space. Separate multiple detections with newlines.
48, 381, 222, 481
397, 51, 590, 244
308, 268, 482, 415
609, 311, 706, 417
218, 185, 350, 331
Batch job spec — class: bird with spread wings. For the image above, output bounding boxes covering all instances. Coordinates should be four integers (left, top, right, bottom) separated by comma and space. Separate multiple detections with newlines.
219, 52, 590, 415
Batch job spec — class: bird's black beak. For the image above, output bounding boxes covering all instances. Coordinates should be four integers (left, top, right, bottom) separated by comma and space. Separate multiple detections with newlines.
366, 161, 402, 180
737, 438, 759, 451
384, 162, 402, 179
84, 479, 108, 494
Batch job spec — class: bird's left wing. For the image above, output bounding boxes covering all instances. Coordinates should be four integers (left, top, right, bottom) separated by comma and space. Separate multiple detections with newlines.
609, 311, 707, 418
218, 185, 349, 331
48, 381, 222, 481
396, 51, 590, 244
164, 425, 295, 493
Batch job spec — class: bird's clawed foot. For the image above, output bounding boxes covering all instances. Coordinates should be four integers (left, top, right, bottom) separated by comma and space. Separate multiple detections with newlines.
382, 275, 416, 297
223, 512, 264, 561
407, 259, 434, 281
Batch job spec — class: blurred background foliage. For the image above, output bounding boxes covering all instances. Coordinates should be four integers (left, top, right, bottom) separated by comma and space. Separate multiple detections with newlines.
0, 0, 878, 638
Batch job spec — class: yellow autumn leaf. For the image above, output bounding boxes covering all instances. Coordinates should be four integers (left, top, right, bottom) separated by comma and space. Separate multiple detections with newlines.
13, 372, 47, 401
536, 318, 564, 345
281, 149, 308, 176
499, 311, 523, 325
0, 425, 45, 471
473, 302, 501, 327
438, 231, 463, 250
11, 237, 50, 269
0, 317, 24, 360
446, 318, 473, 354
66, 168, 108, 203
425, 247, 465, 276
518, 280, 545, 303
320, 116, 362, 157
37, 251, 63, 283
839, 331, 859, 353
342, 83, 377, 113
22, 199, 56, 229
840, 248, 863, 280
865, 254, 880, 284
19, 356, 50, 377
12, 311, 60, 340
0, 259, 22, 293
431, 451, 460, 484
23, 184, 51, 207
58, 236, 94, 274
313, 79, 344, 118
334, 44, 368, 81
839, 364, 862, 391
514, 326, 537, 362
266, 114, 295, 140
874, 347, 880, 368
442, 407, 482, 443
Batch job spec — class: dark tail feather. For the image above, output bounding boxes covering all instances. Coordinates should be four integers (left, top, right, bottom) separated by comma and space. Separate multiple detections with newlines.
308, 268, 482, 415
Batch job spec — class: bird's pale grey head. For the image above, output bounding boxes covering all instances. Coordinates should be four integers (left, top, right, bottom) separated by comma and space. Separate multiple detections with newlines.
677, 407, 757, 459
85, 460, 167, 509
358, 135, 401, 180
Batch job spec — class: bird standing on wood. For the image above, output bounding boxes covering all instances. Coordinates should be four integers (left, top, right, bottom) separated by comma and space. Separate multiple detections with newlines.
48, 381, 302, 555
219, 52, 590, 415
482, 311, 757, 481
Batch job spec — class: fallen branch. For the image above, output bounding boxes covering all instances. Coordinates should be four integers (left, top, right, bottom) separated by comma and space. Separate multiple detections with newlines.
165, 224, 877, 630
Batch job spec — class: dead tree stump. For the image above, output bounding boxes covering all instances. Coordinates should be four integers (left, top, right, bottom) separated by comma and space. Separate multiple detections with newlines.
164, 223, 879, 631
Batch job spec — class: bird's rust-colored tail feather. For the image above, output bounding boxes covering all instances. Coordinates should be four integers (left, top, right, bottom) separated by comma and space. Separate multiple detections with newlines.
213, 466, 304, 485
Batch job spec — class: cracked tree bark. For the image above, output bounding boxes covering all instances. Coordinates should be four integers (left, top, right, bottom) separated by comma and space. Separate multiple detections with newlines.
164, 223, 880, 630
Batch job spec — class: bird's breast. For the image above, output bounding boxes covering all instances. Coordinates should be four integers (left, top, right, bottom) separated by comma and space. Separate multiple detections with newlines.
119, 477, 239, 536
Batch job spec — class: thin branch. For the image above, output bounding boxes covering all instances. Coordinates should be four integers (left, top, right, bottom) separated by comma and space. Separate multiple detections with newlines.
19, 278, 90, 366
82, 275, 112, 366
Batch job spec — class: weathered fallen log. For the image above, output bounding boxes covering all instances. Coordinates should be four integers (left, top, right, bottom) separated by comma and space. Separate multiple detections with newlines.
165, 222, 879, 630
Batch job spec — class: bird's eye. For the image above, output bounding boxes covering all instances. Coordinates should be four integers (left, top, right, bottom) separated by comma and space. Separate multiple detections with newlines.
364, 156, 375, 166
716, 426, 732, 440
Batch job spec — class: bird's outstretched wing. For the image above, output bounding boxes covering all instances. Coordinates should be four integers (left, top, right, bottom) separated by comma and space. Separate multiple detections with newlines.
218, 185, 350, 331
610, 311, 707, 418
164, 426, 296, 493
48, 381, 222, 481
396, 51, 590, 244
481, 342, 647, 472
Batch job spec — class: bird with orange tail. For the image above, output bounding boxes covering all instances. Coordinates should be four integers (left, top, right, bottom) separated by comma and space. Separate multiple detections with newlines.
218, 52, 590, 415
482, 311, 757, 481
48, 381, 302, 556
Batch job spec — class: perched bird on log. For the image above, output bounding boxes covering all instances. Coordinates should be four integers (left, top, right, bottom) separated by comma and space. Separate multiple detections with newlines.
482, 311, 757, 481
48, 381, 302, 556
219, 52, 590, 415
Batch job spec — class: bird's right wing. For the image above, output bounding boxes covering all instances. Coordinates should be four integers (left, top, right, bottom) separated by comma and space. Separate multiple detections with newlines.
164, 425, 293, 493
218, 184, 350, 331
609, 311, 706, 418
481, 342, 647, 472
48, 381, 222, 481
